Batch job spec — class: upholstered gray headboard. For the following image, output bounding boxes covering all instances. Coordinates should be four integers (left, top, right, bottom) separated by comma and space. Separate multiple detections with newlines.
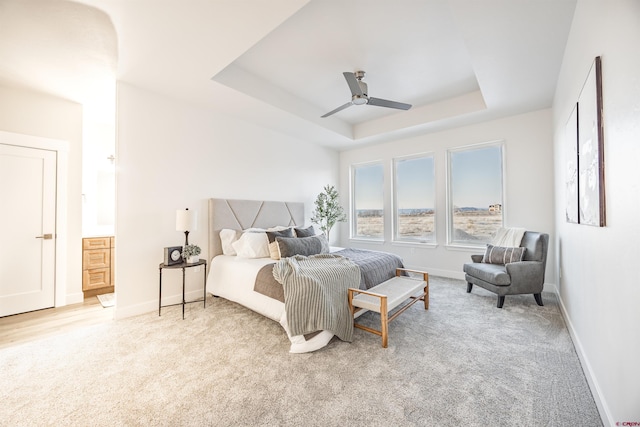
208, 198, 305, 260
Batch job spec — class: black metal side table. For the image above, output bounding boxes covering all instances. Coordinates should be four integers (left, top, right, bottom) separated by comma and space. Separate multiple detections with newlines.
158, 259, 207, 319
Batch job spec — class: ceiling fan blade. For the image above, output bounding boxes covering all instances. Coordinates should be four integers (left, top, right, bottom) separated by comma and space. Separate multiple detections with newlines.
321, 101, 353, 118
343, 72, 364, 96
368, 97, 412, 110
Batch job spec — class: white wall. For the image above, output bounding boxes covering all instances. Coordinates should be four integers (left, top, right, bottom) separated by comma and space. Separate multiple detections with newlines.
82, 119, 116, 237
552, 1, 640, 424
339, 109, 556, 286
0, 84, 84, 305
114, 83, 339, 318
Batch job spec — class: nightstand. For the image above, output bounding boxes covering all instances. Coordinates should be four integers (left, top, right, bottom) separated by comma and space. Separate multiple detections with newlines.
158, 259, 207, 319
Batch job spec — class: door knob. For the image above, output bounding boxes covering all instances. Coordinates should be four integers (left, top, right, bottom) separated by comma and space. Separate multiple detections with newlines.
35, 234, 53, 240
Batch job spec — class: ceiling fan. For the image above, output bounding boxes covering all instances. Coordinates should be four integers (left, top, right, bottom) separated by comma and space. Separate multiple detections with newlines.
321, 71, 412, 118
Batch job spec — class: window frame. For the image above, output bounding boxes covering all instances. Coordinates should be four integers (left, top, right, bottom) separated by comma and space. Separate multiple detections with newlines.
391, 152, 436, 245
446, 140, 505, 248
350, 161, 385, 241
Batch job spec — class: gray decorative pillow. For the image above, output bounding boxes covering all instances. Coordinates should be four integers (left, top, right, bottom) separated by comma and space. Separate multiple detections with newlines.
294, 226, 316, 237
276, 235, 329, 258
482, 244, 526, 265
266, 228, 295, 260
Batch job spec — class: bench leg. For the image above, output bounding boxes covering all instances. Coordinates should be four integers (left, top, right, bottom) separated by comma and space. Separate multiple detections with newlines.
380, 296, 388, 348
424, 282, 429, 310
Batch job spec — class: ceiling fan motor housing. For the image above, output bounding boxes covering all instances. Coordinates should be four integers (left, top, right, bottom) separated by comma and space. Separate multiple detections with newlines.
353, 75, 368, 104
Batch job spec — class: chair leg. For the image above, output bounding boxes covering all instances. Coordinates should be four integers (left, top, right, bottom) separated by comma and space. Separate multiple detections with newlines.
497, 295, 505, 308
466, 282, 473, 293
534, 293, 544, 306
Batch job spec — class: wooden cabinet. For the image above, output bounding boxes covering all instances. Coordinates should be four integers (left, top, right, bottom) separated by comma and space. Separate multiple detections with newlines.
110, 236, 115, 289
82, 236, 115, 295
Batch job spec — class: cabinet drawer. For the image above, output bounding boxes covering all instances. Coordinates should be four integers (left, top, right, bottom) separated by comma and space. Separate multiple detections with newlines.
83, 249, 110, 269
83, 268, 111, 290
83, 237, 110, 250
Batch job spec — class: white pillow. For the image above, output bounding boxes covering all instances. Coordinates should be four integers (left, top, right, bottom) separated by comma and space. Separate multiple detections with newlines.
232, 232, 270, 258
219, 229, 242, 255
243, 227, 266, 233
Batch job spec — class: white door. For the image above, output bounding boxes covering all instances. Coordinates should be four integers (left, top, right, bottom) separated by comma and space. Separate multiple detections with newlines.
0, 143, 57, 317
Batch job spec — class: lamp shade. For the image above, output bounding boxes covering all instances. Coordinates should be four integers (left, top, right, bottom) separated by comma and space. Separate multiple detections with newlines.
176, 209, 197, 232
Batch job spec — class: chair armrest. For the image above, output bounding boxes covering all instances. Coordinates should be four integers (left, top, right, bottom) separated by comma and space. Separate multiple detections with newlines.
505, 261, 545, 290
470, 254, 483, 263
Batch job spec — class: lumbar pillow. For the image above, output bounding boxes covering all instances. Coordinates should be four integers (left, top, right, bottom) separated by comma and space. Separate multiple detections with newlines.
266, 228, 295, 260
219, 229, 242, 255
482, 244, 526, 265
232, 232, 270, 258
276, 235, 330, 258
294, 225, 316, 238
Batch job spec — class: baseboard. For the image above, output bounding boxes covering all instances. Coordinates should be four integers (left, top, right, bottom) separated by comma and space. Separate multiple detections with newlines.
83, 286, 114, 299
64, 292, 84, 306
556, 293, 611, 427
114, 300, 156, 320
404, 266, 465, 280
407, 265, 558, 293
114, 289, 206, 320
403, 267, 558, 295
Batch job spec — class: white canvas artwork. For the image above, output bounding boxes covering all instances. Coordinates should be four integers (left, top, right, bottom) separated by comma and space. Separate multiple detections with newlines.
565, 104, 579, 224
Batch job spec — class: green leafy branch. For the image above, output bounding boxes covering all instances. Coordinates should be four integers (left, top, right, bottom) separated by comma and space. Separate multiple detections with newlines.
310, 185, 347, 241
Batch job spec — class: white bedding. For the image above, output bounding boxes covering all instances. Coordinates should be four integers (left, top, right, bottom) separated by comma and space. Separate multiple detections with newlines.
207, 255, 283, 321
206, 255, 334, 353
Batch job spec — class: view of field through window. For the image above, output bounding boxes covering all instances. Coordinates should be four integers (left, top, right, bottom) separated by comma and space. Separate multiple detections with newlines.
352, 144, 503, 244
449, 144, 504, 243
355, 210, 505, 242
394, 155, 435, 242
352, 163, 384, 238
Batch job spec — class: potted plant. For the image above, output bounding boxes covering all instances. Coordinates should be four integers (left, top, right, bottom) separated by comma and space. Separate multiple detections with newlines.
182, 244, 201, 263
311, 184, 347, 242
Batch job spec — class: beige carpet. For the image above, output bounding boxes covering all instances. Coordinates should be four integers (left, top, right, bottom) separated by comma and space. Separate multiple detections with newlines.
0, 277, 602, 426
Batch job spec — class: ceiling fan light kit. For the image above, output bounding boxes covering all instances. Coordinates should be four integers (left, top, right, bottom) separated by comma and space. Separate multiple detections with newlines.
321, 70, 412, 118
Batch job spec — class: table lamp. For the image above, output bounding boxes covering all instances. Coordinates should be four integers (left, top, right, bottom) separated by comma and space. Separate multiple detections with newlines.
176, 208, 197, 248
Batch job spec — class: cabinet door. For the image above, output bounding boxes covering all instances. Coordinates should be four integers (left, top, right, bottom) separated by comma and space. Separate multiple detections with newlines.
110, 237, 115, 287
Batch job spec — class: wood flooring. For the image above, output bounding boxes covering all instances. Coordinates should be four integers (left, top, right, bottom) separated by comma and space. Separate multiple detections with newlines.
0, 297, 114, 349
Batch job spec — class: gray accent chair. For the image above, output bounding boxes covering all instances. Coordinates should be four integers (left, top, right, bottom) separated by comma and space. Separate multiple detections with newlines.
463, 232, 549, 308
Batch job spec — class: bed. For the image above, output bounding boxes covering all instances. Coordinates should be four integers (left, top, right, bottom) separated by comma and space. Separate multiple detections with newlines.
205, 198, 404, 353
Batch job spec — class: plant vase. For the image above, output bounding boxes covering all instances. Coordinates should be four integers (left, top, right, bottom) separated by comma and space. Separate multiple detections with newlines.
187, 256, 199, 263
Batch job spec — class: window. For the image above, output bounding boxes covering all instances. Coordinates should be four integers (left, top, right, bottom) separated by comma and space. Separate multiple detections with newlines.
447, 142, 504, 245
351, 162, 384, 239
393, 154, 435, 243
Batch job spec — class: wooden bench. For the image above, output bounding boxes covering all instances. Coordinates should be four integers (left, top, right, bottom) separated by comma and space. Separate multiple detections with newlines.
348, 268, 429, 348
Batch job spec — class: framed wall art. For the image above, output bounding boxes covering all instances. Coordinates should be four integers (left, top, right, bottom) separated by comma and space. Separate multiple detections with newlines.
565, 56, 606, 227
577, 56, 605, 227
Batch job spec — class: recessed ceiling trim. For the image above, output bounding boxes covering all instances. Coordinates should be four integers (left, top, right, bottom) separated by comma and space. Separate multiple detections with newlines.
354, 90, 487, 141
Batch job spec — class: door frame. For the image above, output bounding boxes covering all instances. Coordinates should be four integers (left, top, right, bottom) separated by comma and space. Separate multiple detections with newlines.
0, 130, 69, 308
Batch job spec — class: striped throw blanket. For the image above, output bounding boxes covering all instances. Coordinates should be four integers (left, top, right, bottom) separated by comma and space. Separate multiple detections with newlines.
272, 254, 360, 342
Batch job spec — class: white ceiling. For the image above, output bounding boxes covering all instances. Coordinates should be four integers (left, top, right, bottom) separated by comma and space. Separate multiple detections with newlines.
0, 0, 577, 149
